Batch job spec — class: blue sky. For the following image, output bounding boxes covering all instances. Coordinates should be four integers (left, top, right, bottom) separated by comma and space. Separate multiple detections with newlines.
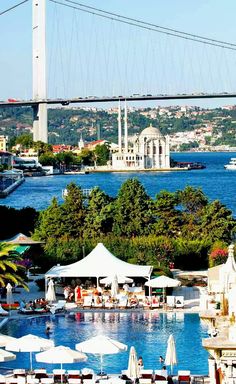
1, 0, 236, 108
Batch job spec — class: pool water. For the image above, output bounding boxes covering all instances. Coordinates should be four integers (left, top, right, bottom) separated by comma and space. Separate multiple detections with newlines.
0, 312, 209, 375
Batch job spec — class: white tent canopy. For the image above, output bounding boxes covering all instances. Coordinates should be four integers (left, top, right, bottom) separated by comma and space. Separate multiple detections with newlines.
45, 243, 153, 284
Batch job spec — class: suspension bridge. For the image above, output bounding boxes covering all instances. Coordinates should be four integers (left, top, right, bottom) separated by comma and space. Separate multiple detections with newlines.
1, 0, 236, 143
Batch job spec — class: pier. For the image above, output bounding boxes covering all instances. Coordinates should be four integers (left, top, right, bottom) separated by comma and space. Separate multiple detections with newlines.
0, 171, 25, 198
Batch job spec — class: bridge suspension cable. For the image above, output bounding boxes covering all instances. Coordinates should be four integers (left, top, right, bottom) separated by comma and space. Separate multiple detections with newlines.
0, 0, 29, 16
49, 0, 236, 51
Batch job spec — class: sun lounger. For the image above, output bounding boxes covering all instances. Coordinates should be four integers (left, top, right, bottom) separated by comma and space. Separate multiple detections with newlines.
0, 376, 6, 384
49, 300, 66, 314
178, 370, 191, 383
26, 379, 39, 384
82, 296, 94, 309
166, 296, 175, 309
0, 304, 9, 316
67, 371, 81, 379
139, 370, 153, 384
6, 379, 19, 384
151, 296, 160, 309
175, 296, 184, 308
153, 370, 167, 383
68, 379, 82, 384
40, 379, 54, 384
34, 370, 48, 380
118, 296, 128, 309
53, 369, 66, 383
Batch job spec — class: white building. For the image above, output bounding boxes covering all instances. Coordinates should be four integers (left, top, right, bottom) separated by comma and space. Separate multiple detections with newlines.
112, 124, 170, 170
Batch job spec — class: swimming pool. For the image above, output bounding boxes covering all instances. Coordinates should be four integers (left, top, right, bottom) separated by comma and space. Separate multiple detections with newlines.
0, 312, 209, 375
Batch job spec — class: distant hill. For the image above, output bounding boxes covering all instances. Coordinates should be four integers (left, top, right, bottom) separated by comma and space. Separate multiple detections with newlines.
0, 105, 236, 149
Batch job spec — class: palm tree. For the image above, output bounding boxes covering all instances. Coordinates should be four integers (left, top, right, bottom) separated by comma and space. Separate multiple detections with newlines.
0, 244, 29, 290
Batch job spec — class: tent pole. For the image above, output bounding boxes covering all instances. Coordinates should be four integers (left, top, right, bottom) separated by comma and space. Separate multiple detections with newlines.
97, 276, 99, 288
45, 277, 48, 299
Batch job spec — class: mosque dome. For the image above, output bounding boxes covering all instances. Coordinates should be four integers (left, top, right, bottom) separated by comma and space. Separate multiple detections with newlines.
140, 124, 161, 137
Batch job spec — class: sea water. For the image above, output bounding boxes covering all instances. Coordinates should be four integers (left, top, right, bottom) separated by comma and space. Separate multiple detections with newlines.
0, 152, 236, 215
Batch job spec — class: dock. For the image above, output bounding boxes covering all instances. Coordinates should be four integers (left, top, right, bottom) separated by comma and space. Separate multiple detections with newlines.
0, 170, 25, 198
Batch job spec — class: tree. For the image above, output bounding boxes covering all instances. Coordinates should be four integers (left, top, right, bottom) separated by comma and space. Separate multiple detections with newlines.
199, 200, 236, 242
153, 190, 182, 236
33, 141, 53, 155
15, 134, 33, 149
61, 183, 86, 238
84, 187, 114, 237
94, 144, 110, 166
113, 178, 153, 237
34, 197, 63, 240
0, 245, 28, 289
39, 152, 57, 166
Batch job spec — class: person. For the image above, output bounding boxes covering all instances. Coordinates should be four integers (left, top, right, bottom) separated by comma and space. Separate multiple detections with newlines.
138, 356, 144, 369
160, 366, 168, 378
45, 326, 51, 336
159, 355, 164, 364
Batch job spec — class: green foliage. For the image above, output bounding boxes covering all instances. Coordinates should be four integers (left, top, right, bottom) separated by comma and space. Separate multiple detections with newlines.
94, 144, 110, 166
113, 178, 153, 237
39, 152, 57, 166
153, 190, 182, 236
0, 245, 29, 290
32, 180, 236, 271
83, 187, 114, 237
15, 134, 33, 149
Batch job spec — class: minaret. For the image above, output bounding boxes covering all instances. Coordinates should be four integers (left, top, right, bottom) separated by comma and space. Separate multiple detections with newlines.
118, 100, 122, 152
124, 100, 128, 153
78, 134, 85, 150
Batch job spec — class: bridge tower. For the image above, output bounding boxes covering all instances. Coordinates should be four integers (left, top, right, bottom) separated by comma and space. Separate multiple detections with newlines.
32, 0, 48, 143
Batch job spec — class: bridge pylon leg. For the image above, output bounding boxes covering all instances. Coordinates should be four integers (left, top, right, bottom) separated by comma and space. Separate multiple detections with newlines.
32, 103, 48, 143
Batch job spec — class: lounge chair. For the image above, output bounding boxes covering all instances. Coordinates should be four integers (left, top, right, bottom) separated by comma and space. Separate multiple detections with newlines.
175, 296, 184, 308
82, 296, 94, 309
153, 370, 167, 383
13, 370, 26, 378
67, 371, 81, 380
139, 369, 153, 384
26, 379, 39, 384
0, 376, 6, 384
49, 300, 66, 314
34, 370, 48, 380
0, 304, 8, 316
40, 379, 54, 384
151, 296, 160, 309
178, 370, 191, 383
53, 369, 66, 383
68, 379, 82, 384
118, 296, 128, 309
166, 296, 175, 309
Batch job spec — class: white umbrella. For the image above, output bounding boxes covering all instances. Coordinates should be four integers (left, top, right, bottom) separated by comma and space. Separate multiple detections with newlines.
0, 334, 16, 347
100, 276, 133, 285
127, 346, 139, 380
111, 275, 119, 298
6, 334, 54, 371
165, 334, 177, 374
6, 283, 13, 307
36, 346, 87, 383
0, 348, 16, 362
145, 275, 181, 303
46, 279, 56, 303
76, 335, 127, 374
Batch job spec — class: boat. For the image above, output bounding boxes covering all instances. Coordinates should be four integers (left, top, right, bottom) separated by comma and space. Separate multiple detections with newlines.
224, 158, 236, 170
63, 170, 89, 175
175, 161, 206, 170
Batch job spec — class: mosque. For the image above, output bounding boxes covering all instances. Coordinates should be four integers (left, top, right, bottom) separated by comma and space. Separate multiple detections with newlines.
111, 104, 170, 171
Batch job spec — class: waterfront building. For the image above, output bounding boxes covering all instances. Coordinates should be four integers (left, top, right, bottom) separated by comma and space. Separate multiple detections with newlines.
112, 124, 170, 170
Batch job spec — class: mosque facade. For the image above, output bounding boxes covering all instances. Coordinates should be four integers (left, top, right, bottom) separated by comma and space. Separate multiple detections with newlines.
112, 124, 170, 170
